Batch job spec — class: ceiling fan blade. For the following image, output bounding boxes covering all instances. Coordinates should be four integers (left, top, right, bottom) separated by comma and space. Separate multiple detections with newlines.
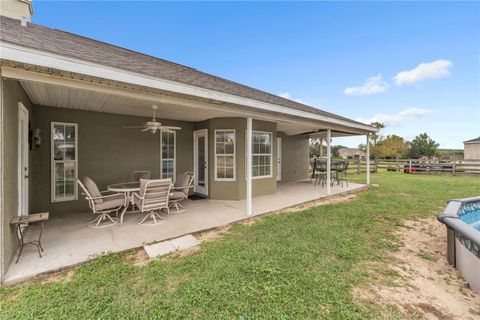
160, 128, 175, 133
141, 127, 152, 132
122, 125, 146, 129
162, 126, 182, 130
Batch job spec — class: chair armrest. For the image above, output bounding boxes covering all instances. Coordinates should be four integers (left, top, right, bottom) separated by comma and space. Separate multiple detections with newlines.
87, 193, 127, 201
172, 186, 191, 192
133, 192, 144, 201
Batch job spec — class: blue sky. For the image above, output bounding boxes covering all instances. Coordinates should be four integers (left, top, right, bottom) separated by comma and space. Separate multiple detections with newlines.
32, 1, 479, 148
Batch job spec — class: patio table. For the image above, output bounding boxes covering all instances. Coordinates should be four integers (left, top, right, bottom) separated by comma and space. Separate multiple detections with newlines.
107, 182, 140, 223
107, 182, 174, 223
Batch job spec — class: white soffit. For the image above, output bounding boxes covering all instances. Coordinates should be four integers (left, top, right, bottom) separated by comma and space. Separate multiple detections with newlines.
19, 81, 238, 122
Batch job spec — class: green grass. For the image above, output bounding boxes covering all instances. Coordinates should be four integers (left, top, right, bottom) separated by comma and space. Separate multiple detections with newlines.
1, 173, 479, 319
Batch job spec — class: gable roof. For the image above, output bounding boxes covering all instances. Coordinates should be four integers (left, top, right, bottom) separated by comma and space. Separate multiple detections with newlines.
464, 137, 480, 144
0, 15, 370, 129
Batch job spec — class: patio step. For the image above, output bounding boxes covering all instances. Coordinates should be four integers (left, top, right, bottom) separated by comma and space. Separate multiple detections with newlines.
143, 234, 201, 258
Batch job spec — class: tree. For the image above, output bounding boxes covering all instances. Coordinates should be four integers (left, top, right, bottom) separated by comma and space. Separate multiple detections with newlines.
375, 135, 406, 158
405, 133, 439, 159
369, 122, 385, 145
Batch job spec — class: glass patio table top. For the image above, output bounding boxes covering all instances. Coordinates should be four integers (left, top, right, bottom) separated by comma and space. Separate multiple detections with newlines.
107, 182, 140, 192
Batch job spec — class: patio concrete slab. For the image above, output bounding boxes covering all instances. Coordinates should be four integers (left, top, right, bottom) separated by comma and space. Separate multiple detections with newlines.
3, 181, 367, 285
170, 235, 201, 251
144, 241, 177, 258
144, 235, 200, 259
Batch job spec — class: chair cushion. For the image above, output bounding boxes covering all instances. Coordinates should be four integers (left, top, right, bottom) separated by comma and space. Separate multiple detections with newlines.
83, 177, 103, 204
170, 191, 187, 200
95, 197, 125, 211
139, 178, 149, 196
174, 173, 188, 188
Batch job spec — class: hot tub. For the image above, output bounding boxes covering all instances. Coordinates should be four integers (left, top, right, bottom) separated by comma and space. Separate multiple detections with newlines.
438, 196, 480, 293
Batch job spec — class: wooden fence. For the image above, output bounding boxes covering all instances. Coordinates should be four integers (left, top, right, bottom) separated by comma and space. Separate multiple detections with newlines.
344, 158, 480, 176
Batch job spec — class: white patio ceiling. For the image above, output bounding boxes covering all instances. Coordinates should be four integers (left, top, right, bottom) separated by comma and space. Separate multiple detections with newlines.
20, 81, 237, 123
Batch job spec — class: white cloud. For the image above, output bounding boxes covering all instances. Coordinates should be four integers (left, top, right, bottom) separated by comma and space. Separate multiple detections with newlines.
356, 108, 433, 126
278, 92, 306, 104
394, 59, 452, 86
344, 74, 389, 95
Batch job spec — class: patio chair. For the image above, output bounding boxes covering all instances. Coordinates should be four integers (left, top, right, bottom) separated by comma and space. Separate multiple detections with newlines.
127, 171, 151, 183
78, 177, 127, 228
133, 178, 172, 226
169, 172, 194, 213
333, 160, 349, 187
314, 161, 327, 187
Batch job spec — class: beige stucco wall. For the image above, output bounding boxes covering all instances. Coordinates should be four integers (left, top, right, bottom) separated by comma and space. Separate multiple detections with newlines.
194, 118, 279, 200
277, 132, 309, 182
29, 105, 194, 214
0, 0, 33, 21
464, 143, 480, 160
1, 79, 34, 280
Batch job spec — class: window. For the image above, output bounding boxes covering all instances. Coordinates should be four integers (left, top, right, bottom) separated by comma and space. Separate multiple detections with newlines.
51, 122, 78, 202
251, 131, 272, 178
215, 130, 235, 181
161, 131, 175, 180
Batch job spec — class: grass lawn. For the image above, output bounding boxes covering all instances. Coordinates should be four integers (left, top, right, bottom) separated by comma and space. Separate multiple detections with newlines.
1, 173, 479, 319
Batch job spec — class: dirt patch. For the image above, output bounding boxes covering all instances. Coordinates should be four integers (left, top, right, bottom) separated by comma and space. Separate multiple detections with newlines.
30, 268, 76, 285
124, 249, 150, 267
355, 217, 480, 319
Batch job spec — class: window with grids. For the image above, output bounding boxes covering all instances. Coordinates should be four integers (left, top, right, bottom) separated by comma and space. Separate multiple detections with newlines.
51, 122, 78, 202
161, 131, 176, 180
215, 130, 235, 180
252, 131, 272, 178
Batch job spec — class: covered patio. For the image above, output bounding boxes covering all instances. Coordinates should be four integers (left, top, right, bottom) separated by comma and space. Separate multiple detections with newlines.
4, 181, 366, 285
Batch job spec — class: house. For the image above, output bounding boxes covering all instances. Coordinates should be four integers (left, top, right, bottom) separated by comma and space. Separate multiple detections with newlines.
338, 147, 366, 159
464, 137, 480, 160
463, 137, 480, 174
0, 1, 376, 283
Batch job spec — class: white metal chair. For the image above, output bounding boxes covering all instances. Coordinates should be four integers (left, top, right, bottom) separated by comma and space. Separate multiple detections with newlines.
78, 177, 127, 228
133, 178, 172, 226
127, 171, 151, 183
169, 172, 194, 213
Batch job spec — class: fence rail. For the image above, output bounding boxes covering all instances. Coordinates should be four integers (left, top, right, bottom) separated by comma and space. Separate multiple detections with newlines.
344, 158, 480, 175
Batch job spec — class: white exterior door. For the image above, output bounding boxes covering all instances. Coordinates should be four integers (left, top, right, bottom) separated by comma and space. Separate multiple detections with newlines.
17, 102, 29, 216
277, 137, 282, 181
194, 129, 208, 196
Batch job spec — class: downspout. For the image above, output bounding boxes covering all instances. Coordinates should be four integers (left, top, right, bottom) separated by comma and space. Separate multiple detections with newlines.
0, 77, 4, 282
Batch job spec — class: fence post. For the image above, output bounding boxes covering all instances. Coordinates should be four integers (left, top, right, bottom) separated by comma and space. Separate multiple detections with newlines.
452, 161, 456, 176
409, 159, 412, 174
374, 158, 379, 173
357, 158, 361, 174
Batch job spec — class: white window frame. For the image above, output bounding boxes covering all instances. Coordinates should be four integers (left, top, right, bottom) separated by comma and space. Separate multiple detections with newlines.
246, 130, 273, 180
160, 130, 176, 182
214, 129, 236, 181
51, 122, 78, 202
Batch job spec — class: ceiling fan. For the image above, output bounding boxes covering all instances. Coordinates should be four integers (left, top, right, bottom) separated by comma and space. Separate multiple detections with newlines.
122, 105, 181, 134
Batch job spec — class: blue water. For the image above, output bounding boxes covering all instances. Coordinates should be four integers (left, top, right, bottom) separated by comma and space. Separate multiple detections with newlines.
460, 203, 480, 231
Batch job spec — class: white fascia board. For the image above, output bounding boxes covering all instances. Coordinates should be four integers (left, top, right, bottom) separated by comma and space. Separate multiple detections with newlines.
0, 41, 377, 132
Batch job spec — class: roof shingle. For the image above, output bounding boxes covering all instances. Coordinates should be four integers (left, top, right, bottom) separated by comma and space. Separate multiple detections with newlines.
0, 15, 367, 127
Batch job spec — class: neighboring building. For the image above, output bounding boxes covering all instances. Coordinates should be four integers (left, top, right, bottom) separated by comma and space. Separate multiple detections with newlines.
464, 137, 480, 160
338, 148, 366, 159
464, 137, 480, 174
0, 1, 376, 282
0, 0, 33, 21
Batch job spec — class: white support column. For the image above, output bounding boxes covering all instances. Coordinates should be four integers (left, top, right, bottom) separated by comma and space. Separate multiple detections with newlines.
366, 134, 370, 185
246, 117, 253, 217
326, 129, 331, 196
